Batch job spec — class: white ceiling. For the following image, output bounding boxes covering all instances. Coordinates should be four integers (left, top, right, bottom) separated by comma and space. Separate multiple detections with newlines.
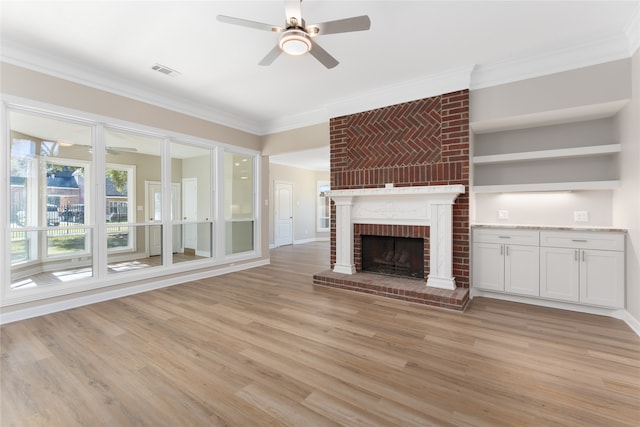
2, 1, 639, 171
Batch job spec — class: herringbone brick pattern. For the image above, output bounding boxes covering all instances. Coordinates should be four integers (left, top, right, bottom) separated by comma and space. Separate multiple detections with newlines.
345, 97, 442, 169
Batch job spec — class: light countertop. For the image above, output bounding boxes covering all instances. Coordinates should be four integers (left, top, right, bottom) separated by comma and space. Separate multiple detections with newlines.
471, 223, 627, 233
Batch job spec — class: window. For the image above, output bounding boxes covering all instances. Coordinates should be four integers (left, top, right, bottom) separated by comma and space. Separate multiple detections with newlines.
105, 164, 134, 254
2, 100, 261, 306
317, 181, 330, 232
224, 151, 256, 255
8, 109, 94, 288
104, 128, 162, 274
171, 140, 214, 264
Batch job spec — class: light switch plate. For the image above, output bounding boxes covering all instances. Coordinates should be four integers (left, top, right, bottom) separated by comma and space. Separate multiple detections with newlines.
574, 211, 589, 222
498, 210, 509, 220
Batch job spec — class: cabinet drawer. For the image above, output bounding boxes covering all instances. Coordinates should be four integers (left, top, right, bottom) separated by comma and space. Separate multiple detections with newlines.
473, 228, 539, 246
540, 231, 624, 251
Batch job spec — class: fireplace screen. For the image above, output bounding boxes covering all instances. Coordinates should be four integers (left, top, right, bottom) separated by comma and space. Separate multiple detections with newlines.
361, 235, 424, 279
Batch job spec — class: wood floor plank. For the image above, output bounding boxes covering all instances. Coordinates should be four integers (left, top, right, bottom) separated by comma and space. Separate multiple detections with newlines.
2, 241, 639, 426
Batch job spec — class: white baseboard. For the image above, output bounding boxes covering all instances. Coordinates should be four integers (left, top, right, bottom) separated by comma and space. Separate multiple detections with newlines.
619, 310, 640, 336
293, 238, 316, 245
271, 237, 329, 248
0, 258, 270, 325
293, 237, 329, 245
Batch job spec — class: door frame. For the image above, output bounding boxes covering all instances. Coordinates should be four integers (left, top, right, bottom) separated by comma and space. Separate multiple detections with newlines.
144, 181, 181, 257
274, 181, 294, 247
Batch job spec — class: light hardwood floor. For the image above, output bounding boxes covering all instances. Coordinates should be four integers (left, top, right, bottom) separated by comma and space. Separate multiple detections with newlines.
1, 241, 639, 426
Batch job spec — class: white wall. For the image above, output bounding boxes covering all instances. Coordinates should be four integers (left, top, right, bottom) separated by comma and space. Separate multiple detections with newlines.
268, 163, 330, 246
613, 48, 640, 330
475, 191, 614, 227
471, 58, 631, 123
261, 123, 329, 155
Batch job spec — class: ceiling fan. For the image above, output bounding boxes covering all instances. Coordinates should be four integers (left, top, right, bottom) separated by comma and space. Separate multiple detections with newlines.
217, 0, 371, 69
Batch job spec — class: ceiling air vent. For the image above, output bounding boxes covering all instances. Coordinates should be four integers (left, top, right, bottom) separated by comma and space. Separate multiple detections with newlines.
151, 63, 180, 77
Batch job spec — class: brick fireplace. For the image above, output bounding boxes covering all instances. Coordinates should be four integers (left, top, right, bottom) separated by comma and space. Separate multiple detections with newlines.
313, 90, 470, 310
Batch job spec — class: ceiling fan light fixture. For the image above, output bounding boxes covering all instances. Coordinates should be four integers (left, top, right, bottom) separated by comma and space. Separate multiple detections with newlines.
279, 29, 311, 55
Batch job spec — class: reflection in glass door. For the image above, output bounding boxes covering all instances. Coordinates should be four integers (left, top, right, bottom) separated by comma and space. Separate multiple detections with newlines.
8, 109, 94, 290
147, 182, 163, 257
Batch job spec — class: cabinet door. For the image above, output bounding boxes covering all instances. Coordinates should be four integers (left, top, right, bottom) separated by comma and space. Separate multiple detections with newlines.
472, 242, 504, 291
540, 247, 579, 302
580, 249, 625, 308
505, 244, 540, 296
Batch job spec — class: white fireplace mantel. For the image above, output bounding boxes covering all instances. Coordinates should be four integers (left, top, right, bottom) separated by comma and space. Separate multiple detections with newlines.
328, 184, 465, 290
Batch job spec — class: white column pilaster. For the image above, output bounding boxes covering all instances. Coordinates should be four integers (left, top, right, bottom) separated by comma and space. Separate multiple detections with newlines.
426, 202, 456, 290
332, 197, 356, 275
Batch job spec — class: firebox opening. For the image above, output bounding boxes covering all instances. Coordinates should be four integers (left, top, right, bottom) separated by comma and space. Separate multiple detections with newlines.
361, 235, 424, 279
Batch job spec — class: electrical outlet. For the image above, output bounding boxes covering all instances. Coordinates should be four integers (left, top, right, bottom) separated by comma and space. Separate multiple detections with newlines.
574, 211, 589, 222
498, 210, 509, 220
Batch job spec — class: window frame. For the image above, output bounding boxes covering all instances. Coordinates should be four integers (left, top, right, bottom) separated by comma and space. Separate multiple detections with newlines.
1, 96, 262, 308
105, 162, 136, 254
317, 181, 330, 233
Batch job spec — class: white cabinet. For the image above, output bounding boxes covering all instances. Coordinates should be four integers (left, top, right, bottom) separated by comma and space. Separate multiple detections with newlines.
473, 242, 505, 291
540, 231, 625, 308
540, 247, 580, 302
580, 249, 625, 307
473, 229, 539, 296
473, 227, 626, 310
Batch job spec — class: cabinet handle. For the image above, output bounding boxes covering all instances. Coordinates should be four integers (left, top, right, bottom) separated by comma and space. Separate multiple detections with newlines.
575, 250, 578, 261
506, 246, 510, 256
582, 250, 585, 262
572, 239, 588, 243
498, 236, 511, 239
500, 245, 503, 255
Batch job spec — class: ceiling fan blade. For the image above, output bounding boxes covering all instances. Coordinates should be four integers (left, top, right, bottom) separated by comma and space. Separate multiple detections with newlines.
259, 45, 283, 66
217, 15, 283, 32
307, 15, 371, 36
309, 40, 339, 69
284, 0, 303, 27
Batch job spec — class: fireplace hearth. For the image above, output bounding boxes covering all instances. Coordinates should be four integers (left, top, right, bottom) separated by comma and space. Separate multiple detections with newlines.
362, 235, 424, 279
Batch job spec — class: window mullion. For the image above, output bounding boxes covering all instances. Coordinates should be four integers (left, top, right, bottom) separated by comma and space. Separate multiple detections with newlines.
94, 124, 107, 278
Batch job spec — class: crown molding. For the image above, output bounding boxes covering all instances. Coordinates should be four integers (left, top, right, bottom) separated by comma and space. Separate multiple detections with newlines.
259, 64, 476, 134
471, 32, 632, 90
0, 39, 263, 135
326, 64, 475, 120
624, 1, 640, 56
259, 107, 330, 135
2, 18, 636, 137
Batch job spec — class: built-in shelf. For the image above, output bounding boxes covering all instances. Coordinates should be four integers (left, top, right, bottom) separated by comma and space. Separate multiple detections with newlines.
473, 144, 621, 165
470, 100, 628, 134
472, 114, 621, 193
473, 180, 621, 193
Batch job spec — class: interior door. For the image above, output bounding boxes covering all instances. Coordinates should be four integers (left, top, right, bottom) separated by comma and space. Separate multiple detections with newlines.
147, 182, 162, 256
275, 182, 293, 247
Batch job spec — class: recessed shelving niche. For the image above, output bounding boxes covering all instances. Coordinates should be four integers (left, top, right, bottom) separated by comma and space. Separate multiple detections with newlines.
471, 114, 624, 193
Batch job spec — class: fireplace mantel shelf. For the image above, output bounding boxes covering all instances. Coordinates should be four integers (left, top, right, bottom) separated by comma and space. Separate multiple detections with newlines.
330, 184, 465, 290
328, 184, 465, 199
